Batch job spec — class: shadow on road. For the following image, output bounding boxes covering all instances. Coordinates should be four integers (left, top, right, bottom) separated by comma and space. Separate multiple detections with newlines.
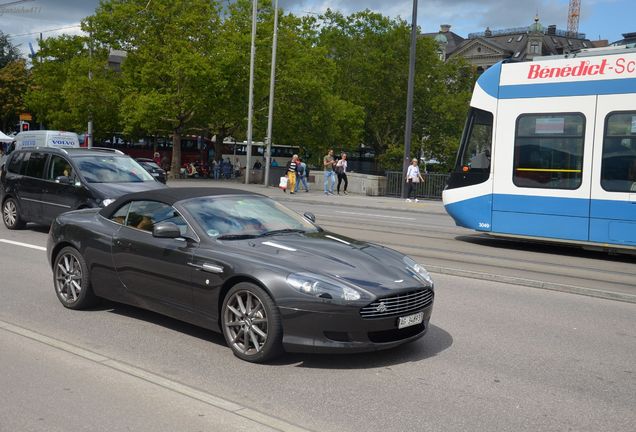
273, 324, 453, 369
99, 301, 452, 368
456, 234, 636, 264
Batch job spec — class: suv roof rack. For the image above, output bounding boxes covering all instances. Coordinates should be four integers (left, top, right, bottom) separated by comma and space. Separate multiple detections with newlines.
89, 147, 125, 155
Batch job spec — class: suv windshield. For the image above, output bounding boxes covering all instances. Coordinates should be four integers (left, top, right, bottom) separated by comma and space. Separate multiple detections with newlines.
182, 195, 319, 239
74, 155, 155, 183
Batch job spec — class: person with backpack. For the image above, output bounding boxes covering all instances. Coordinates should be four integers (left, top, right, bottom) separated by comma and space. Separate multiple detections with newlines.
295, 158, 310, 192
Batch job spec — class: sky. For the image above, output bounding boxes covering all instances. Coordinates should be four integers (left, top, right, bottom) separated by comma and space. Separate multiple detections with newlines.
0, 0, 633, 55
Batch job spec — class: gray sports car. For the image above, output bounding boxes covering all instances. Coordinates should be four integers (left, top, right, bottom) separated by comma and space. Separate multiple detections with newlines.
47, 188, 434, 362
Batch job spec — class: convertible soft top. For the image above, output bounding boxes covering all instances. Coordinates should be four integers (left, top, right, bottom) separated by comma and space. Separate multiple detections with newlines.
98, 187, 261, 218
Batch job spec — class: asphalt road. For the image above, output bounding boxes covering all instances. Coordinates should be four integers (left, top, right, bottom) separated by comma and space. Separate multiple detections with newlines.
0, 202, 634, 432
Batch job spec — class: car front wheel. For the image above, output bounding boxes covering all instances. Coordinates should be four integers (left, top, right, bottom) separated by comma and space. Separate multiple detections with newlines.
2, 197, 26, 230
221, 282, 283, 363
53, 246, 98, 309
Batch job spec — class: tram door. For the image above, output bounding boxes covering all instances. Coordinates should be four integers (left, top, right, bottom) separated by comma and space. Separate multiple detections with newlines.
491, 96, 597, 242
589, 95, 636, 246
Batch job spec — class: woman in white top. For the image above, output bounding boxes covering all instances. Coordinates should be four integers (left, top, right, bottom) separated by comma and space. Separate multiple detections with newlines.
405, 158, 425, 202
336, 153, 348, 195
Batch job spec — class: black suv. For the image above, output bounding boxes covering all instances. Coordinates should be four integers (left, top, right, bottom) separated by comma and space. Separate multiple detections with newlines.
1, 147, 166, 229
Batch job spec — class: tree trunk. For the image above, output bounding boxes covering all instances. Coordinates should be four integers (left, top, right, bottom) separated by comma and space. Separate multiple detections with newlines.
213, 127, 228, 162
169, 130, 181, 180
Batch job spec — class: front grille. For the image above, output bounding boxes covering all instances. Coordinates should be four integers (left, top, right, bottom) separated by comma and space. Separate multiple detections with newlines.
360, 288, 434, 319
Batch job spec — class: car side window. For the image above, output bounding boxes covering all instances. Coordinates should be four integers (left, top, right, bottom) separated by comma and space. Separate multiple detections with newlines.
7, 152, 24, 174
47, 155, 74, 181
110, 203, 131, 225
125, 201, 189, 234
24, 152, 48, 179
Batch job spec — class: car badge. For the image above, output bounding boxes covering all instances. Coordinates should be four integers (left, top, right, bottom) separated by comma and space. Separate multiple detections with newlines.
376, 302, 387, 313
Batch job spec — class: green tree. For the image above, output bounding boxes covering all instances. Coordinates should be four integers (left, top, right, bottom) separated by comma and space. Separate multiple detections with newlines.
0, 59, 28, 133
25, 35, 123, 140
87, 0, 222, 177
318, 10, 474, 171
0, 30, 20, 69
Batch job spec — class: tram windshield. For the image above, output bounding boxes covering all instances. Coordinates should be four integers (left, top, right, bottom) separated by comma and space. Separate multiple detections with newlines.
457, 108, 493, 174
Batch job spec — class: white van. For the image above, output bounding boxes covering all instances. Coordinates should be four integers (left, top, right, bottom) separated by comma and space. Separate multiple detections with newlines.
1, 131, 80, 170
12, 130, 80, 152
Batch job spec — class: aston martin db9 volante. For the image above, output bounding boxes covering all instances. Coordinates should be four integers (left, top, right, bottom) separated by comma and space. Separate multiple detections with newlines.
47, 188, 434, 362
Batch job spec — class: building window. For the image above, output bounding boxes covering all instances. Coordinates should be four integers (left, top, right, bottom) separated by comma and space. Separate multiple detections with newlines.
513, 113, 585, 190
582, 42, 588, 48
601, 112, 636, 193
517, 35, 524, 42
507, 37, 513, 43
513, 51, 521, 58
530, 42, 540, 54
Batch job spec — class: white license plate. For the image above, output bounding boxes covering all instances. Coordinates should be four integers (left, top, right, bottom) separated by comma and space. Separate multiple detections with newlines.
398, 311, 424, 329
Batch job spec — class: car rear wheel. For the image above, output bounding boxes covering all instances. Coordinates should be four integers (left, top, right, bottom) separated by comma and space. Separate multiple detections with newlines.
53, 246, 98, 309
2, 198, 26, 230
221, 283, 283, 363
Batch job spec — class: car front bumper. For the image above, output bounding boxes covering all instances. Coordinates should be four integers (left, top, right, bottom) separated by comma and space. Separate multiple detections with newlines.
279, 302, 433, 354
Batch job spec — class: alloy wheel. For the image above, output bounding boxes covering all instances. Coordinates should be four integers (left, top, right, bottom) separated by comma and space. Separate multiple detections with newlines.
55, 252, 84, 303
223, 290, 269, 356
3, 200, 17, 227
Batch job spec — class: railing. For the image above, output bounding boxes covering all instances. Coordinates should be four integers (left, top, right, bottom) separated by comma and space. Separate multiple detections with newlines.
385, 171, 450, 200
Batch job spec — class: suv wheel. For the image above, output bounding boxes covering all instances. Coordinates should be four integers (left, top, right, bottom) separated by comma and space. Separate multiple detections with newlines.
2, 198, 26, 230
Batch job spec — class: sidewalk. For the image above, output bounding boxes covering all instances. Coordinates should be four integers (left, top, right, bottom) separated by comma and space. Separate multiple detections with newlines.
168, 178, 448, 215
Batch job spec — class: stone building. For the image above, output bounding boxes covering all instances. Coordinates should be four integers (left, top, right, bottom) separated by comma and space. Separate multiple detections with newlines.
424, 16, 599, 72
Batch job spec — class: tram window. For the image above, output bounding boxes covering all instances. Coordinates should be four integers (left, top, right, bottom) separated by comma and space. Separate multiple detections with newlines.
459, 108, 493, 174
513, 113, 585, 190
601, 112, 636, 193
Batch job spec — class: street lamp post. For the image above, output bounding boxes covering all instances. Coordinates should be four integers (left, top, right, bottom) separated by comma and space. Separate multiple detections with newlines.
264, 0, 279, 186
245, 0, 258, 184
401, 0, 418, 198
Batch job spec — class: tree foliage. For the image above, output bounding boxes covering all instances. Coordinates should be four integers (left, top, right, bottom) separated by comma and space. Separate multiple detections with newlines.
23, 3, 474, 173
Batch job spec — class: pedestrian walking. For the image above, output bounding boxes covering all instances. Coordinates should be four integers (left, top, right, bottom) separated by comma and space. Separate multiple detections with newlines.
336, 152, 348, 195
285, 154, 299, 194
405, 158, 425, 202
295, 158, 310, 192
323, 149, 336, 195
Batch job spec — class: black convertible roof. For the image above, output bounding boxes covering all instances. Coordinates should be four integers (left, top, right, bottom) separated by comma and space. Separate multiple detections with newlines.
98, 187, 261, 218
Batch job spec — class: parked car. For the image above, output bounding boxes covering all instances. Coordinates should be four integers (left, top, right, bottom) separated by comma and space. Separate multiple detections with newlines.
46, 188, 434, 363
1, 147, 166, 229
135, 158, 167, 184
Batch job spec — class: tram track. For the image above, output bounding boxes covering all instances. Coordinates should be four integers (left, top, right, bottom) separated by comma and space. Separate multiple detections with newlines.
315, 217, 636, 301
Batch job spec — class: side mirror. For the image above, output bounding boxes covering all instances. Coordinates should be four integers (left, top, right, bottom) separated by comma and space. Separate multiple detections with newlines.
153, 221, 182, 239
304, 212, 316, 223
55, 175, 72, 185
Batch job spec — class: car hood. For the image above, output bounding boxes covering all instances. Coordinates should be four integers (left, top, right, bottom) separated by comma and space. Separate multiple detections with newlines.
222, 231, 428, 294
88, 181, 166, 199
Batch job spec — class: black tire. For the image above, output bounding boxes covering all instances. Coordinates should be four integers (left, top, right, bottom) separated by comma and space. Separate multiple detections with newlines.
2, 197, 26, 230
52, 246, 98, 310
221, 282, 283, 363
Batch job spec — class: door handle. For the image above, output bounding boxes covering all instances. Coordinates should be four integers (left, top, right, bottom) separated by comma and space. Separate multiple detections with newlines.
187, 262, 224, 274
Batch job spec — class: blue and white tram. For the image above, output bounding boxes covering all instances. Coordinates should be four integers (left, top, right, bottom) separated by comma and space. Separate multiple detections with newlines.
443, 48, 636, 252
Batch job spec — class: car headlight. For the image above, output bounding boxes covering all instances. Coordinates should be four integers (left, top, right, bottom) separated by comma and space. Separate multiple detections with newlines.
286, 272, 361, 301
403, 256, 434, 286
101, 198, 116, 207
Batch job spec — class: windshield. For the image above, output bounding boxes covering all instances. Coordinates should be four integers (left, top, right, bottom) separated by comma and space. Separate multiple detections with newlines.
75, 156, 155, 183
182, 195, 319, 239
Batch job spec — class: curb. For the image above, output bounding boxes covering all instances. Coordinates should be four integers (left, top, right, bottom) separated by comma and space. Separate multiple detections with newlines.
0, 320, 312, 432
425, 264, 636, 304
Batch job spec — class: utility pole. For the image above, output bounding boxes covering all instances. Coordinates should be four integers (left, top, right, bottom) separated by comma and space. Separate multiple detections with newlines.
87, 32, 93, 148
245, 0, 258, 184
401, 0, 418, 198
264, 0, 279, 186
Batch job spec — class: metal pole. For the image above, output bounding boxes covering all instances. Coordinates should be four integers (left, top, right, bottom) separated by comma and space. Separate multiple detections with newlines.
87, 33, 93, 148
401, 0, 418, 198
245, 0, 258, 184
264, 0, 279, 186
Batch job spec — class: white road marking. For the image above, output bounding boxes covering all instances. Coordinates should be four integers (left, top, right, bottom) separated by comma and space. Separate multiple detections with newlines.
334, 211, 416, 221
0, 239, 46, 251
